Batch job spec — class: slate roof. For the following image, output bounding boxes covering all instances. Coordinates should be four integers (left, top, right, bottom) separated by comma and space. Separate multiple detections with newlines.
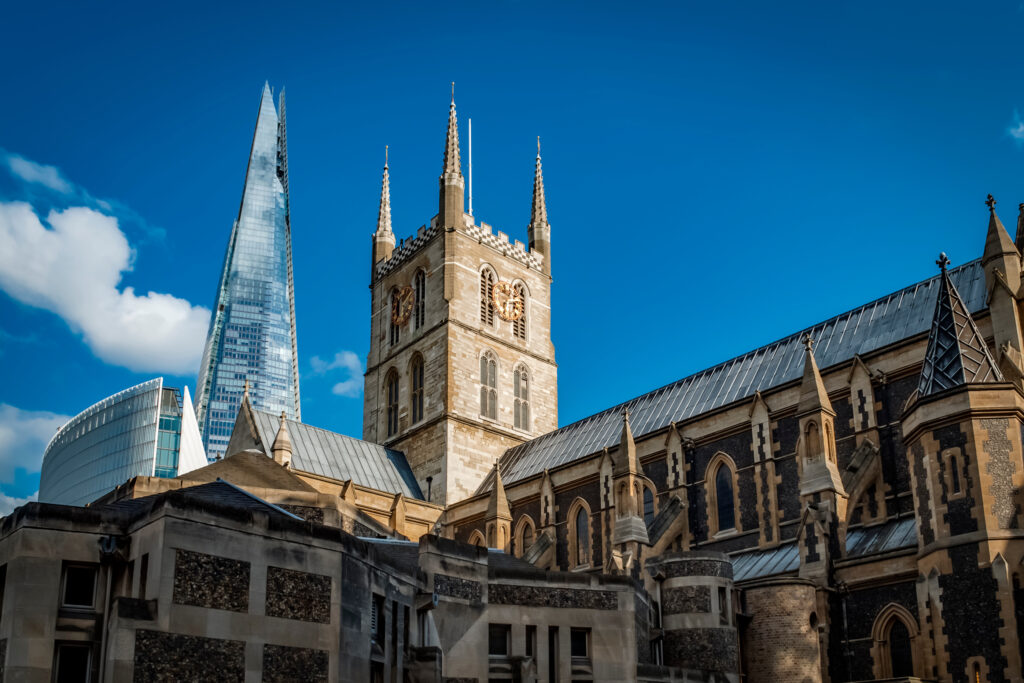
250, 410, 424, 499
97, 480, 297, 519
731, 542, 800, 582
845, 517, 917, 558
488, 259, 987, 488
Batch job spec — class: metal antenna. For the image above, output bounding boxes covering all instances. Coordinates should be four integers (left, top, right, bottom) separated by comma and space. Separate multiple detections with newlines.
468, 117, 474, 217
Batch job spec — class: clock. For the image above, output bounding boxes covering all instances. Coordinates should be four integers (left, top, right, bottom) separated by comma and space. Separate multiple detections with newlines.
391, 286, 415, 325
492, 281, 524, 322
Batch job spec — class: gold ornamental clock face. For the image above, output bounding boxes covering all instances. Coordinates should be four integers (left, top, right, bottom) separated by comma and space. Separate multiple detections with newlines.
492, 281, 524, 322
391, 286, 414, 325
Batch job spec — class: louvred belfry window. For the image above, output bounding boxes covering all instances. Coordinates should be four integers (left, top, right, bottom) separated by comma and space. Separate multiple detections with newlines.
513, 283, 527, 340
480, 352, 497, 419
514, 365, 530, 430
480, 269, 495, 326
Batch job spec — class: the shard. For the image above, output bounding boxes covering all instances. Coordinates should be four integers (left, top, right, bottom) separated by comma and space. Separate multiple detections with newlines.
195, 82, 300, 461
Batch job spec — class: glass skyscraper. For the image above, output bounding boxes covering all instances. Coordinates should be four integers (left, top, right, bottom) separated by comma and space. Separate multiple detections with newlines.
195, 83, 301, 461
39, 379, 208, 506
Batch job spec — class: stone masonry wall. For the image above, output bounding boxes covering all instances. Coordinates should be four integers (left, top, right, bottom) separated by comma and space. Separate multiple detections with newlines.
133, 630, 245, 682
742, 582, 820, 683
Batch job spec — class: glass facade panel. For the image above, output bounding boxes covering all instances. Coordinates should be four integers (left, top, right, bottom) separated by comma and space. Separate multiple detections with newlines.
39, 381, 205, 506
195, 83, 300, 461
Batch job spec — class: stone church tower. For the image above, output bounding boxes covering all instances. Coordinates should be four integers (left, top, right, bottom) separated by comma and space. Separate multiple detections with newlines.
363, 91, 558, 504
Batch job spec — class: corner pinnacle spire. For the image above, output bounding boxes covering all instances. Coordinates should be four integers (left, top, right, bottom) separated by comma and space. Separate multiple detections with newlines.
919, 253, 1003, 396
438, 85, 465, 227
614, 408, 638, 476
528, 136, 552, 275
486, 462, 511, 520
983, 193, 1019, 266
377, 146, 392, 236
797, 336, 834, 416
441, 84, 462, 182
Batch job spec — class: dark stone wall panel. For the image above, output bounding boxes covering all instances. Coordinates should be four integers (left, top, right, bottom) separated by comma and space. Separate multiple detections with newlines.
262, 644, 329, 683
488, 583, 617, 610
133, 630, 244, 682
662, 585, 711, 614
435, 574, 482, 602
172, 549, 249, 612
266, 566, 331, 624
663, 627, 738, 673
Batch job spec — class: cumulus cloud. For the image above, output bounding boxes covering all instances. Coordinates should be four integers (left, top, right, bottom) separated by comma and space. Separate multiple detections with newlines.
1009, 111, 1024, 143
0, 202, 210, 374
5, 154, 72, 193
0, 491, 37, 517
0, 403, 69, 483
310, 350, 364, 397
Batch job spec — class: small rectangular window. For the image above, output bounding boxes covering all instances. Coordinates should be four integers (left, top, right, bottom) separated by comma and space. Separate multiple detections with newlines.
718, 586, 729, 625
138, 554, 149, 599
371, 594, 385, 646
570, 628, 589, 658
62, 565, 97, 609
54, 643, 91, 683
488, 623, 511, 656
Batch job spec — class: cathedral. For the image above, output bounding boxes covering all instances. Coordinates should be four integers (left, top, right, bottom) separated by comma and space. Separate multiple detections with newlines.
4, 90, 1024, 682
361, 91, 1024, 682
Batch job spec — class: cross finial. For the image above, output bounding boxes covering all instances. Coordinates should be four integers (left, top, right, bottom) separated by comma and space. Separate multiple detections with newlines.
385, 144, 388, 168
243, 379, 249, 396
623, 406, 630, 422
986, 194, 997, 211
803, 335, 815, 352
936, 252, 950, 272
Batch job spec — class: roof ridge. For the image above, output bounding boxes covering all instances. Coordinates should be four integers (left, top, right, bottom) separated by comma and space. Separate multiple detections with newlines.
495, 258, 983, 481
251, 408, 401, 451
539, 258, 983, 438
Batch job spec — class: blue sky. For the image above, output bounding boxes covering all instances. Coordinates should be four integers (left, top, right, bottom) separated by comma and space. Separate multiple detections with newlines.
2, 1, 1024, 509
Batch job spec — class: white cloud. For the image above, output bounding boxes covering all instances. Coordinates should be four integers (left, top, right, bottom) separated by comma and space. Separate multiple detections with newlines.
311, 350, 364, 397
0, 202, 210, 374
1009, 111, 1024, 143
0, 491, 37, 517
5, 154, 72, 193
0, 403, 69, 483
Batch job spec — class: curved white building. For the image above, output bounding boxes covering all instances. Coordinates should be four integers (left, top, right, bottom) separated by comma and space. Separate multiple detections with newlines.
39, 378, 207, 506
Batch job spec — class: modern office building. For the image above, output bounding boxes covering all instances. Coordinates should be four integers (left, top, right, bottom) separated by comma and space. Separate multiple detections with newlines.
38, 378, 207, 506
195, 82, 301, 461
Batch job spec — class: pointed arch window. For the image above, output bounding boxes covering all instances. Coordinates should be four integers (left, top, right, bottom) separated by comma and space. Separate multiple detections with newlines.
568, 499, 592, 568
385, 371, 399, 437
716, 467, 735, 532
480, 351, 497, 420
480, 268, 495, 326
468, 530, 485, 548
870, 604, 919, 679
513, 282, 527, 340
516, 516, 536, 558
707, 454, 739, 536
414, 269, 426, 330
410, 355, 425, 424
389, 288, 400, 346
643, 487, 655, 527
514, 365, 530, 431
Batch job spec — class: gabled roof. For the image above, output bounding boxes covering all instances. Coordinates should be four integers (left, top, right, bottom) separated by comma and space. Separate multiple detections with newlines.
488, 259, 987, 488
249, 409, 424, 499
177, 449, 317, 493
97, 480, 298, 520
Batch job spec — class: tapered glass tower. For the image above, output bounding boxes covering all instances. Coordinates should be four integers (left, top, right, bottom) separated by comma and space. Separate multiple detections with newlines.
195, 82, 300, 461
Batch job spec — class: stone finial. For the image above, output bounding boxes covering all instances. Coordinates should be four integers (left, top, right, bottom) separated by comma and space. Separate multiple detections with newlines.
936, 252, 950, 273
987, 193, 997, 211
271, 411, 292, 468
983, 193, 1019, 265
